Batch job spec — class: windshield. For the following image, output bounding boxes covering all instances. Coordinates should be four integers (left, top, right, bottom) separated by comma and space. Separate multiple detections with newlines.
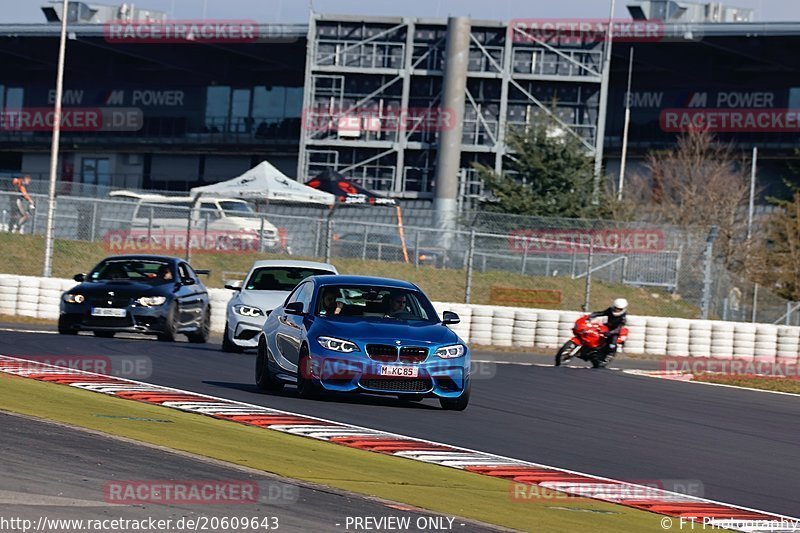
245, 267, 334, 291
315, 285, 436, 322
88, 259, 175, 284
218, 201, 254, 214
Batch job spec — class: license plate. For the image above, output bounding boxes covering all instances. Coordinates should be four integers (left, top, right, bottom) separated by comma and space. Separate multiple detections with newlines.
91, 307, 127, 317
379, 365, 419, 377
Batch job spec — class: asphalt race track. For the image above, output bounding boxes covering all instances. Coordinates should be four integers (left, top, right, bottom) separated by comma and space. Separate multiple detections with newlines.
1, 327, 799, 518
0, 412, 498, 532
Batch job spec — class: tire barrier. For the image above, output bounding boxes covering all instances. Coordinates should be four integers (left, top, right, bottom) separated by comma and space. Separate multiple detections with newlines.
1, 273, 799, 363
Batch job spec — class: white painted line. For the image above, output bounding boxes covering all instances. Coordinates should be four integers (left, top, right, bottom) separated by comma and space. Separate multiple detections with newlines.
622, 370, 800, 398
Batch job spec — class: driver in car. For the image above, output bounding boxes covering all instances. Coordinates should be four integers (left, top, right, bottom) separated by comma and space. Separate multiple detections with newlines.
386, 293, 408, 317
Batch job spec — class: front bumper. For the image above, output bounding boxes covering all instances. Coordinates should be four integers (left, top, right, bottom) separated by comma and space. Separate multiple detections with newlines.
59, 303, 170, 334
226, 310, 268, 348
304, 348, 470, 398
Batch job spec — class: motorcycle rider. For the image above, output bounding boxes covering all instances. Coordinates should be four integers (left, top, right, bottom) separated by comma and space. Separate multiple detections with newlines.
588, 298, 628, 360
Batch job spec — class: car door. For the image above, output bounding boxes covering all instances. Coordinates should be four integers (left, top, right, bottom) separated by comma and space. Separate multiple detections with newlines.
275, 281, 312, 367
176, 262, 203, 327
185, 263, 209, 326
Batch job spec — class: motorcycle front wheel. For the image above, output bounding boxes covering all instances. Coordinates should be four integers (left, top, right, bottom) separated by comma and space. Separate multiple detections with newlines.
555, 341, 578, 367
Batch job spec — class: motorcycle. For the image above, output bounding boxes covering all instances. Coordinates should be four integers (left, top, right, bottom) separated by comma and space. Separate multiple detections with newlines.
554, 315, 628, 368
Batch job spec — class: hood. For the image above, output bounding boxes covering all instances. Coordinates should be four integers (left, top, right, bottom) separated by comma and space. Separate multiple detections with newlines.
221, 216, 278, 232
312, 317, 460, 346
71, 280, 172, 298
236, 289, 290, 313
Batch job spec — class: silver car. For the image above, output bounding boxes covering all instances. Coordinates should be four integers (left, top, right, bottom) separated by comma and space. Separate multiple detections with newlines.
222, 260, 338, 352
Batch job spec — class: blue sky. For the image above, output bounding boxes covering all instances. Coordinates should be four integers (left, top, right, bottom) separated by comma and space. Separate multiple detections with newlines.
5, 0, 800, 23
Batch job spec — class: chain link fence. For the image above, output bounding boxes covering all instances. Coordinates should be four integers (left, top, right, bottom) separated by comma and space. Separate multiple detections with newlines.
0, 189, 795, 324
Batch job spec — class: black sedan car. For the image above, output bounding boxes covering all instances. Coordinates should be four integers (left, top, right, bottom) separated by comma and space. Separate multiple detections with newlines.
58, 255, 211, 342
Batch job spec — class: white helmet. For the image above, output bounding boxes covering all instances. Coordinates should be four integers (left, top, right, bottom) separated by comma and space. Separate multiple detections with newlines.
611, 298, 628, 316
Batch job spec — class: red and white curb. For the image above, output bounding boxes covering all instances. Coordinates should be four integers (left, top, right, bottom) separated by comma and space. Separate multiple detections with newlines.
1, 355, 796, 532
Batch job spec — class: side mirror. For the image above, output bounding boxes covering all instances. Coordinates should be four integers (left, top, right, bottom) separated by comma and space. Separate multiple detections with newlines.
442, 311, 460, 325
224, 280, 243, 291
181, 277, 196, 286
284, 301, 305, 316
73, 273, 85, 282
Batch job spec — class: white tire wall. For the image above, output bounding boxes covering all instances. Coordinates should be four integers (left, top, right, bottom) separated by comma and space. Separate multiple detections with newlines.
445, 304, 471, 342
512, 309, 537, 348
0, 276, 19, 315
689, 320, 713, 358
666, 318, 691, 357
623, 315, 646, 354
776, 325, 800, 363
732, 323, 757, 360
754, 324, 778, 362
558, 311, 582, 344
469, 305, 494, 345
710, 322, 735, 360
645, 317, 669, 356
16, 277, 41, 317
535, 311, 561, 349
208, 288, 232, 333
491, 307, 515, 347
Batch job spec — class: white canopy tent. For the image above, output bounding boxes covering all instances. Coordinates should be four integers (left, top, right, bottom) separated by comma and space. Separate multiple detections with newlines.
190, 161, 335, 205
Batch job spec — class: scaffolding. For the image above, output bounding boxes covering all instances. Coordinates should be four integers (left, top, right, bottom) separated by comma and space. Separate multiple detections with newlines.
298, 14, 606, 201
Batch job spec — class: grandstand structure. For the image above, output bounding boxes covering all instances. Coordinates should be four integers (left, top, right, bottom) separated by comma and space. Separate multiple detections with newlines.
1, 4, 799, 201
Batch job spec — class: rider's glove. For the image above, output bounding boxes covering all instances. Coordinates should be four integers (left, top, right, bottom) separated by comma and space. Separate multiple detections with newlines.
28, 202, 35, 210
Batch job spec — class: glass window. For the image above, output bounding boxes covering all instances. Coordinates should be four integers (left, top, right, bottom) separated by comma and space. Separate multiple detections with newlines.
246, 267, 335, 292
4, 87, 23, 110
205, 86, 231, 131
218, 201, 254, 214
89, 259, 173, 284
230, 89, 251, 133
80, 157, 110, 186
315, 285, 435, 322
252, 86, 285, 124
137, 201, 192, 219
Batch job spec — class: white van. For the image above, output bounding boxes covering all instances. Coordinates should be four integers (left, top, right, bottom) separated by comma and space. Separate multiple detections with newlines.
109, 191, 281, 251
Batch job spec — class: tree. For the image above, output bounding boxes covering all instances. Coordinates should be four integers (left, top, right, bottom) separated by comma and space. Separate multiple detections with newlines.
746, 183, 800, 300
473, 123, 604, 218
627, 129, 751, 269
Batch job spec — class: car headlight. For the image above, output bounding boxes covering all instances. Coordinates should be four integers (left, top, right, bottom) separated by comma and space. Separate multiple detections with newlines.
317, 336, 360, 353
137, 296, 167, 307
435, 344, 465, 359
64, 293, 85, 304
234, 304, 263, 317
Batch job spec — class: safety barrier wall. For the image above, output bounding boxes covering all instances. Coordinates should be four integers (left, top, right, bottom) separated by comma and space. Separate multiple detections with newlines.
1, 273, 798, 363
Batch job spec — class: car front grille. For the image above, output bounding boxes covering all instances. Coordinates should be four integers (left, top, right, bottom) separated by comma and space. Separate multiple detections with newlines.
360, 378, 432, 392
366, 344, 397, 362
84, 316, 133, 328
399, 346, 428, 363
88, 297, 131, 308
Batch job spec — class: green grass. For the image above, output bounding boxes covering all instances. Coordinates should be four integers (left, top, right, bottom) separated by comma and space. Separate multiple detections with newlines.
0, 233, 698, 317
0, 374, 669, 532
693, 373, 800, 394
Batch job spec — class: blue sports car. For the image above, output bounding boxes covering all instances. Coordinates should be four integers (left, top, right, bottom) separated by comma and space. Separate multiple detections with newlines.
255, 275, 470, 410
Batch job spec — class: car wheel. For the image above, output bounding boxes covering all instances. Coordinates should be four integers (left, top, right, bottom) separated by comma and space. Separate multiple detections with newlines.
186, 307, 210, 344
157, 303, 178, 342
296, 347, 322, 399
255, 337, 284, 392
439, 380, 470, 411
57, 316, 77, 335
93, 331, 115, 338
221, 321, 244, 353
